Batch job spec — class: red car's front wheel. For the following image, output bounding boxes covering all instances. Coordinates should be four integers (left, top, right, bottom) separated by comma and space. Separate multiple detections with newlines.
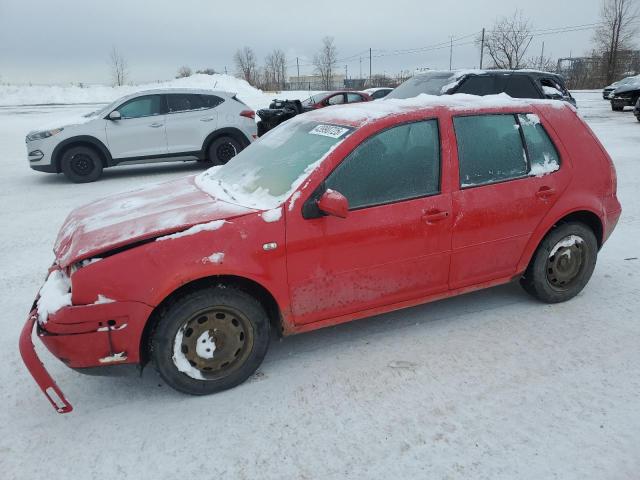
152, 286, 270, 395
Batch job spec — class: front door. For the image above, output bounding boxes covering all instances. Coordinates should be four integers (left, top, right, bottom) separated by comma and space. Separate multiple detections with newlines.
449, 112, 571, 288
286, 119, 452, 325
105, 94, 167, 159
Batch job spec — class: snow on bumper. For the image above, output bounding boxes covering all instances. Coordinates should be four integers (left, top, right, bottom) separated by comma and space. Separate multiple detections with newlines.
19, 297, 153, 414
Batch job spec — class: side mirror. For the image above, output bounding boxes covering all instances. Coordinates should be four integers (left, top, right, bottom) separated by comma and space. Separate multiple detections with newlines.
317, 189, 349, 218
108, 110, 121, 120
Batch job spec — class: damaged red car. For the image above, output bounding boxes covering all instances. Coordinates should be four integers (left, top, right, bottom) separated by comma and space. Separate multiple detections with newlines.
20, 95, 621, 413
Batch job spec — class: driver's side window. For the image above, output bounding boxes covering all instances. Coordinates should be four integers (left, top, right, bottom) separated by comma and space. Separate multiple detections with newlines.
118, 95, 162, 119
327, 94, 345, 105
325, 120, 440, 210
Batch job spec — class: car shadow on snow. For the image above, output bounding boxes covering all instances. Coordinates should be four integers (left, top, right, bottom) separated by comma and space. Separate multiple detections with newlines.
74, 281, 536, 408
30, 161, 208, 186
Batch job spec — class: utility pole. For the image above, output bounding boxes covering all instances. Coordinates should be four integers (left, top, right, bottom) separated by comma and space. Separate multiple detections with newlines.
539, 42, 545, 70
296, 57, 300, 81
449, 36, 453, 70
359, 57, 362, 79
345, 64, 348, 82
479, 28, 485, 69
224, 66, 228, 75
369, 48, 372, 80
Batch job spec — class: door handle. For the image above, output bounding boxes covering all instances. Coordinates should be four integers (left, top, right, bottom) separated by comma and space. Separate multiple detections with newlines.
422, 210, 449, 224
536, 186, 556, 199
200, 117, 215, 122
149, 122, 163, 128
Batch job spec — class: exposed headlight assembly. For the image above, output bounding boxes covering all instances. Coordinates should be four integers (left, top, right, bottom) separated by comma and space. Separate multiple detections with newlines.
26, 128, 64, 142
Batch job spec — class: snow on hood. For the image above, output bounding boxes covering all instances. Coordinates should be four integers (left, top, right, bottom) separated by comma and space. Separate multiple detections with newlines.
54, 176, 255, 268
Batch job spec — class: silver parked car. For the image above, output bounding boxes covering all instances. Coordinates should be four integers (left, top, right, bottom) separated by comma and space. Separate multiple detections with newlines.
26, 88, 257, 182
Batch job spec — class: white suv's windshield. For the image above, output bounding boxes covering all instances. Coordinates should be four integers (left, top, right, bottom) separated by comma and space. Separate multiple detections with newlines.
195, 118, 355, 210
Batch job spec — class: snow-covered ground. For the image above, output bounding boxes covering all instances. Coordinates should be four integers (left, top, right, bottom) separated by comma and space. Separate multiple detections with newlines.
0, 91, 639, 479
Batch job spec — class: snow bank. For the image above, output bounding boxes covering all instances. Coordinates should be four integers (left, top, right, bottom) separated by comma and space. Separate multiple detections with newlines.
36, 270, 71, 324
0, 74, 265, 108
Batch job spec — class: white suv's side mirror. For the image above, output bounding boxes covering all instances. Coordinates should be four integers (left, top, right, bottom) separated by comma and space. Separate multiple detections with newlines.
108, 110, 121, 120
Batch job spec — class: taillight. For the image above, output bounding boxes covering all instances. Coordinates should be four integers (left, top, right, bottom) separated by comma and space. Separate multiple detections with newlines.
240, 110, 255, 120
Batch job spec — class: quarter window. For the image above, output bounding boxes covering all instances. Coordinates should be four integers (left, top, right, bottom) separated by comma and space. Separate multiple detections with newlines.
504, 76, 540, 98
325, 120, 440, 209
201, 95, 224, 108
518, 114, 560, 175
117, 95, 162, 119
454, 114, 527, 187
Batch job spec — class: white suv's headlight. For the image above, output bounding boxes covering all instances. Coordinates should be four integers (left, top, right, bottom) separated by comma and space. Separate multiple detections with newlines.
26, 128, 64, 142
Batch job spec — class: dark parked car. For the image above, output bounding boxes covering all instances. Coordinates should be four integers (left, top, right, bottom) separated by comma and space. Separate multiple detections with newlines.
363, 87, 393, 100
387, 70, 576, 107
603, 76, 638, 100
610, 78, 640, 111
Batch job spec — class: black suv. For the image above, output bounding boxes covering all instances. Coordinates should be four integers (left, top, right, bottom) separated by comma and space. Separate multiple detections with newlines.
386, 70, 576, 106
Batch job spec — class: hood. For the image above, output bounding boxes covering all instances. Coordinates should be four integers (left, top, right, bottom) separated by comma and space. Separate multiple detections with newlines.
54, 176, 255, 268
614, 83, 640, 95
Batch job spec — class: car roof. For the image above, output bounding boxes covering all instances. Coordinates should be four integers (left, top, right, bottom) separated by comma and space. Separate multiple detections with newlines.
416, 69, 565, 81
116, 88, 234, 102
302, 93, 573, 128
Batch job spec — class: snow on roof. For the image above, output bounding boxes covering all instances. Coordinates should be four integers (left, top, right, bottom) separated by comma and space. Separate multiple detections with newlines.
303, 93, 569, 127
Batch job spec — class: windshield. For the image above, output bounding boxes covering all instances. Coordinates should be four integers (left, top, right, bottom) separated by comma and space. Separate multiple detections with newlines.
302, 92, 329, 106
195, 118, 355, 209
386, 72, 459, 99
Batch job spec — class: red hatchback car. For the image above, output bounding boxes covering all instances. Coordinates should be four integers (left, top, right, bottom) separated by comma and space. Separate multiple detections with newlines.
21, 95, 621, 413
301, 90, 371, 111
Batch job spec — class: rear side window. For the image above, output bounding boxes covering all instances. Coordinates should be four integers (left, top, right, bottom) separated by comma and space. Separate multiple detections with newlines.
518, 114, 560, 175
325, 120, 440, 209
454, 114, 527, 187
118, 95, 162, 119
504, 76, 541, 99
346, 93, 365, 103
167, 94, 206, 113
455, 76, 499, 96
327, 94, 345, 105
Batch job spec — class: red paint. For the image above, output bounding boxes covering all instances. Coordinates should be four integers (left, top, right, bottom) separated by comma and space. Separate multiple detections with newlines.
20, 101, 621, 413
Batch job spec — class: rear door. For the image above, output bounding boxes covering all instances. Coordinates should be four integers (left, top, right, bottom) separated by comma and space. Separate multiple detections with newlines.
449, 112, 570, 288
165, 93, 222, 154
286, 119, 452, 325
105, 94, 167, 159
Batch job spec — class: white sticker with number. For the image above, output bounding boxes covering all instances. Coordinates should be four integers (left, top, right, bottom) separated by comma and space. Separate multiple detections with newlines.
309, 124, 350, 138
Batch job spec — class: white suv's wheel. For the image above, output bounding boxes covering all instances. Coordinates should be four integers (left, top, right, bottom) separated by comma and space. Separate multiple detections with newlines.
208, 136, 242, 165
60, 146, 103, 183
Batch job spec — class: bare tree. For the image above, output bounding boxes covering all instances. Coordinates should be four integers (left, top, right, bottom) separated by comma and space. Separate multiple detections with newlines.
313, 37, 338, 89
263, 49, 287, 90
481, 11, 534, 69
233, 47, 258, 85
196, 67, 217, 75
109, 46, 129, 86
176, 66, 192, 78
594, 0, 639, 84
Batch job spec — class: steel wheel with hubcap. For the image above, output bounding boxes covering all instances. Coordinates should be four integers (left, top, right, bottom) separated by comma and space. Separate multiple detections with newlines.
521, 222, 598, 303
152, 286, 270, 395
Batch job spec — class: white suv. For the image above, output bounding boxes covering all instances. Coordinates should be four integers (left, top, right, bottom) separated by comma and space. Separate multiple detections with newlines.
26, 88, 257, 182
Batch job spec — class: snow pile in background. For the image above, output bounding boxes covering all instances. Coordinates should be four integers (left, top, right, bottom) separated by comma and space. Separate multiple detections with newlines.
36, 270, 71, 324
0, 74, 268, 109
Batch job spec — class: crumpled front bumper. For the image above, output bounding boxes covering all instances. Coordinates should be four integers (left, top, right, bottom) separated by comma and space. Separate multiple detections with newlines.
19, 299, 153, 414
19, 310, 73, 413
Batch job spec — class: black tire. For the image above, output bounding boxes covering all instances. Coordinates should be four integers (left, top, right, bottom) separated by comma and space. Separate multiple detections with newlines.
60, 146, 103, 183
207, 136, 243, 165
151, 286, 270, 395
520, 222, 598, 304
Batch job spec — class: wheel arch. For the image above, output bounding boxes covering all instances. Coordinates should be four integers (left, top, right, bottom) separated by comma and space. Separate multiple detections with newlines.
51, 136, 113, 172
139, 274, 282, 367
517, 208, 604, 274
201, 127, 251, 158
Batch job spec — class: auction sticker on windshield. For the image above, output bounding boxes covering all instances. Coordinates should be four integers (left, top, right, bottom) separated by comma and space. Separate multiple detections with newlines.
309, 124, 351, 139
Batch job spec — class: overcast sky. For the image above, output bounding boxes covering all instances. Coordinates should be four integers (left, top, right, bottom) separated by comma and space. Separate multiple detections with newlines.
0, 0, 603, 85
